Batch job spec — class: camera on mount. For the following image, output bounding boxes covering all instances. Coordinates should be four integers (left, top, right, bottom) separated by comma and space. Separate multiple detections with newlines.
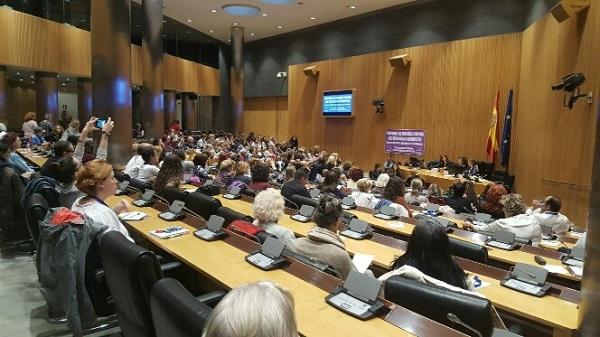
551, 73, 587, 109
372, 98, 384, 113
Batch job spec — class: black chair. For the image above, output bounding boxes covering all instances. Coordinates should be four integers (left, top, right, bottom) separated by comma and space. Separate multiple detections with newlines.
385, 276, 494, 337
25, 193, 48, 247
291, 194, 318, 209
449, 237, 489, 264
160, 186, 189, 205
217, 206, 253, 226
129, 178, 153, 193
0, 166, 34, 252
187, 192, 222, 221
150, 278, 213, 337
240, 188, 256, 198
114, 171, 131, 182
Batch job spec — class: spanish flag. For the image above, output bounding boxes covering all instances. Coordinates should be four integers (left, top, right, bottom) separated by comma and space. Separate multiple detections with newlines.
486, 90, 500, 163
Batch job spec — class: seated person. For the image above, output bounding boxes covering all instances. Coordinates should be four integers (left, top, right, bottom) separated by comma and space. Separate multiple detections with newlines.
232, 161, 251, 185
319, 170, 347, 199
40, 140, 74, 177
346, 167, 363, 190
192, 152, 210, 180
137, 145, 160, 182
252, 188, 295, 245
439, 154, 449, 168
445, 182, 475, 214
369, 163, 383, 180
31, 128, 46, 146
526, 196, 571, 234
71, 160, 132, 241
290, 195, 358, 279
203, 281, 298, 337
379, 218, 470, 290
467, 159, 479, 176
281, 168, 311, 205
371, 173, 389, 196
383, 153, 396, 171
478, 183, 508, 219
45, 124, 65, 143
215, 159, 235, 186
123, 143, 144, 179
351, 178, 376, 209
0, 132, 35, 177
374, 176, 412, 218
153, 154, 183, 195
404, 178, 428, 205
248, 162, 271, 192
465, 194, 542, 244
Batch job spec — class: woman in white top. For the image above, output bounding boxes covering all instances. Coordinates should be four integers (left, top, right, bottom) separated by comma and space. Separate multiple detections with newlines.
137, 145, 160, 182
22, 112, 38, 139
404, 178, 429, 205
351, 178, 377, 209
71, 159, 133, 241
252, 188, 295, 246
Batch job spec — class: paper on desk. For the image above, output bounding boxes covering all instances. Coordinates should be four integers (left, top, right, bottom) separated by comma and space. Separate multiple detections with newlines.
544, 264, 569, 274
569, 265, 583, 277
352, 253, 374, 273
387, 222, 405, 229
118, 211, 147, 221
184, 188, 198, 193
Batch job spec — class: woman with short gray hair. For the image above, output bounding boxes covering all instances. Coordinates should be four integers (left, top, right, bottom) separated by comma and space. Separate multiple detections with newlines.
253, 188, 296, 245
202, 281, 299, 337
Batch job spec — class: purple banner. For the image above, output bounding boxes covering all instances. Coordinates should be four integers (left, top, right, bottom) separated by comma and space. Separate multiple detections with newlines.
385, 129, 425, 156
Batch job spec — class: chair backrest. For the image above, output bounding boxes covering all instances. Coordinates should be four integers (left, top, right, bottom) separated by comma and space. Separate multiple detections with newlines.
449, 237, 489, 264
187, 192, 222, 221
100, 231, 163, 337
217, 206, 253, 226
129, 178, 153, 193
114, 171, 131, 182
291, 194, 318, 209
385, 276, 493, 337
150, 278, 212, 337
25, 193, 48, 247
161, 186, 189, 205
240, 188, 256, 198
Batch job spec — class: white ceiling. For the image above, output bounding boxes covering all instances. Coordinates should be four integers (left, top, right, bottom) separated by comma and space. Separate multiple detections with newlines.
135, 0, 417, 43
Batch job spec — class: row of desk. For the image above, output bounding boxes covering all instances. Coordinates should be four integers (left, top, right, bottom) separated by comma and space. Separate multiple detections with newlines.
212, 194, 578, 337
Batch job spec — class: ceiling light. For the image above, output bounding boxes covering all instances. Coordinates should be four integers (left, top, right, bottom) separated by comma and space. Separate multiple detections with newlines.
16, 72, 20, 75
186, 19, 192, 22
62, 83, 66, 86
223, 4, 261, 16
262, 13, 268, 16
309, 17, 316, 20
349, 5, 357, 9
186, 30, 191, 34
232, 22, 239, 26
277, 25, 283, 29
56, 75, 60, 78
209, 30, 214, 33
19, 79, 23, 82
30, 75, 34, 78
250, 32, 255, 36
211, 9, 217, 13
162, 19, 167, 23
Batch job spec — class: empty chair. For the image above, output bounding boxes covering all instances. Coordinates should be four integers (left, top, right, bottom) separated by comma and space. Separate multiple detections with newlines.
385, 276, 493, 337
449, 237, 489, 264
25, 193, 49, 247
150, 278, 213, 337
129, 178, 153, 193
217, 206, 253, 226
187, 191, 222, 221
291, 194, 318, 209
160, 186, 189, 205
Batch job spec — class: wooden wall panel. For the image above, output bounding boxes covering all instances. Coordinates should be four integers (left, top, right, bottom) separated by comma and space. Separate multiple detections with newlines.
515, 4, 600, 227
6, 81, 36, 128
285, 33, 521, 169
0, 7, 218, 95
243, 97, 288, 140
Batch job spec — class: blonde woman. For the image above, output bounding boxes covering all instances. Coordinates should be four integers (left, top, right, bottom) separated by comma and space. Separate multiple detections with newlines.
202, 281, 299, 337
61, 119, 80, 141
404, 178, 429, 205
22, 112, 38, 139
253, 188, 295, 245
351, 178, 377, 208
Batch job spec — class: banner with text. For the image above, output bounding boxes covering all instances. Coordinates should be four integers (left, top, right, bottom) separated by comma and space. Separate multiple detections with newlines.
385, 129, 425, 156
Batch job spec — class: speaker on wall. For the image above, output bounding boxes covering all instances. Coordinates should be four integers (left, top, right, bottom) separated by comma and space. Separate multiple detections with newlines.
388, 54, 411, 67
551, 0, 590, 23
303, 65, 319, 76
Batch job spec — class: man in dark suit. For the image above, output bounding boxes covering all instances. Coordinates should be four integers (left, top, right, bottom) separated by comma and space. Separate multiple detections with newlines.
281, 168, 311, 207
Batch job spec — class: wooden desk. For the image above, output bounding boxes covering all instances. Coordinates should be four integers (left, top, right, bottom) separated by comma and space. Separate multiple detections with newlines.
106, 195, 462, 337
397, 165, 490, 194
212, 196, 579, 337
17, 148, 48, 167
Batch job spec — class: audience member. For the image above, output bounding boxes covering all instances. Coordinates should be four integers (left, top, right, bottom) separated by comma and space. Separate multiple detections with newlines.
351, 178, 376, 208
404, 178, 428, 205
248, 162, 271, 192
253, 188, 295, 245
527, 196, 571, 234
153, 154, 183, 194
233, 161, 251, 185
374, 176, 411, 217
372, 173, 389, 195
479, 183, 508, 218
39, 113, 54, 133
138, 145, 160, 182
320, 170, 347, 199
281, 168, 311, 204
1, 132, 34, 177
369, 163, 382, 180
22, 112, 38, 139
445, 182, 475, 214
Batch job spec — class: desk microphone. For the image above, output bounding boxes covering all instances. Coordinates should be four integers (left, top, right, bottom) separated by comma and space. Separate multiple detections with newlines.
447, 313, 483, 337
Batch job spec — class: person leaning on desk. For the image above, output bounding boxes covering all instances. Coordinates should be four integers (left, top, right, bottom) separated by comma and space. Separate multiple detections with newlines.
464, 194, 543, 244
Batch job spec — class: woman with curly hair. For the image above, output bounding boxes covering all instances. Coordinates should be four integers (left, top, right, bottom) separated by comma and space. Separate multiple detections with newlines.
374, 176, 412, 217
479, 183, 508, 219
153, 154, 183, 195
252, 188, 295, 245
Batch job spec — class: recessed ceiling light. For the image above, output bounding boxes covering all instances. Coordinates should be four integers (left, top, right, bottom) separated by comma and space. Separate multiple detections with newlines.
262, 13, 268, 16
349, 5, 357, 9
57, 75, 60, 78
250, 32, 255, 36
186, 19, 192, 22
209, 30, 214, 33
277, 25, 283, 29
16, 72, 20, 75
162, 19, 167, 23
62, 83, 66, 86
232, 22, 239, 26
211, 9, 217, 13
30, 75, 34, 78
186, 30, 191, 34
19, 78, 23, 82
162, 34, 166, 37
309, 17, 316, 20
80, 19, 85, 22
